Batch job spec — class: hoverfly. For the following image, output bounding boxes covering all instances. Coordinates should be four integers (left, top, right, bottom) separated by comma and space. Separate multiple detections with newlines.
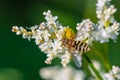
62, 28, 90, 68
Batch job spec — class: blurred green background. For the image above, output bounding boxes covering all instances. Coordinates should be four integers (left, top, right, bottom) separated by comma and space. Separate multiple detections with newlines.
0, 0, 120, 80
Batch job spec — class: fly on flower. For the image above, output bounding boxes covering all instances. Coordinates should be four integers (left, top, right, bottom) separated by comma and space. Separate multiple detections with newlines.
62, 27, 90, 68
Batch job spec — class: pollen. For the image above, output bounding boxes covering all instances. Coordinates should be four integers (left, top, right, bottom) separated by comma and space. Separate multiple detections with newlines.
63, 27, 75, 39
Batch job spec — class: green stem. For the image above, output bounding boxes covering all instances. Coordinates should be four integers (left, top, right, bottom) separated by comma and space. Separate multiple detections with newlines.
91, 47, 111, 71
83, 54, 103, 80
103, 43, 111, 70
103, 43, 108, 55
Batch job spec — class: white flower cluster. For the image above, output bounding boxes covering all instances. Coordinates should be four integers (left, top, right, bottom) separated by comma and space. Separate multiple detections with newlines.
95, 0, 119, 43
76, 0, 120, 44
12, 10, 73, 67
76, 19, 96, 45
12, 0, 120, 68
40, 66, 85, 80
96, 0, 116, 22
104, 66, 120, 80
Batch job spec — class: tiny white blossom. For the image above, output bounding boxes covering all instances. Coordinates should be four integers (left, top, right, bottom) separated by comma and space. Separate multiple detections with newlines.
43, 10, 58, 29
96, 27, 109, 43
108, 22, 120, 41
12, 26, 21, 35
22, 32, 32, 41
55, 28, 64, 40
60, 50, 71, 67
39, 41, 51, 52
96, 0, 111, 9
45, 53, 55, 64
51, 39, 62, 51
42, 30, 51, 41
104, 66, 120, 80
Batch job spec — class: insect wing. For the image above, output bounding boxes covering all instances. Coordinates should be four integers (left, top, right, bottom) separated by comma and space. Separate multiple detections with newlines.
72, 52, 82, 68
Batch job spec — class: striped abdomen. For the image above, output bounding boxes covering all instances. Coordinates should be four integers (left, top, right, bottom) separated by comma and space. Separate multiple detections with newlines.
74, 41, 90, 52
62, 38, 90, 53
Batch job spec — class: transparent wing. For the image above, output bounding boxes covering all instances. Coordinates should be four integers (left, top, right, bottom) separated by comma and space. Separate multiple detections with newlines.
72, 52, 82, 68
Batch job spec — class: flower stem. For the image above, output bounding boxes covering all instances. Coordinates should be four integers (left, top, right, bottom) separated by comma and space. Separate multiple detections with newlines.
83, 54, 103, 80
91, 47, 111, 71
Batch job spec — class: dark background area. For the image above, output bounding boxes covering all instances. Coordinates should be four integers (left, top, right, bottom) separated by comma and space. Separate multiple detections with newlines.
0, 0, 120, 80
